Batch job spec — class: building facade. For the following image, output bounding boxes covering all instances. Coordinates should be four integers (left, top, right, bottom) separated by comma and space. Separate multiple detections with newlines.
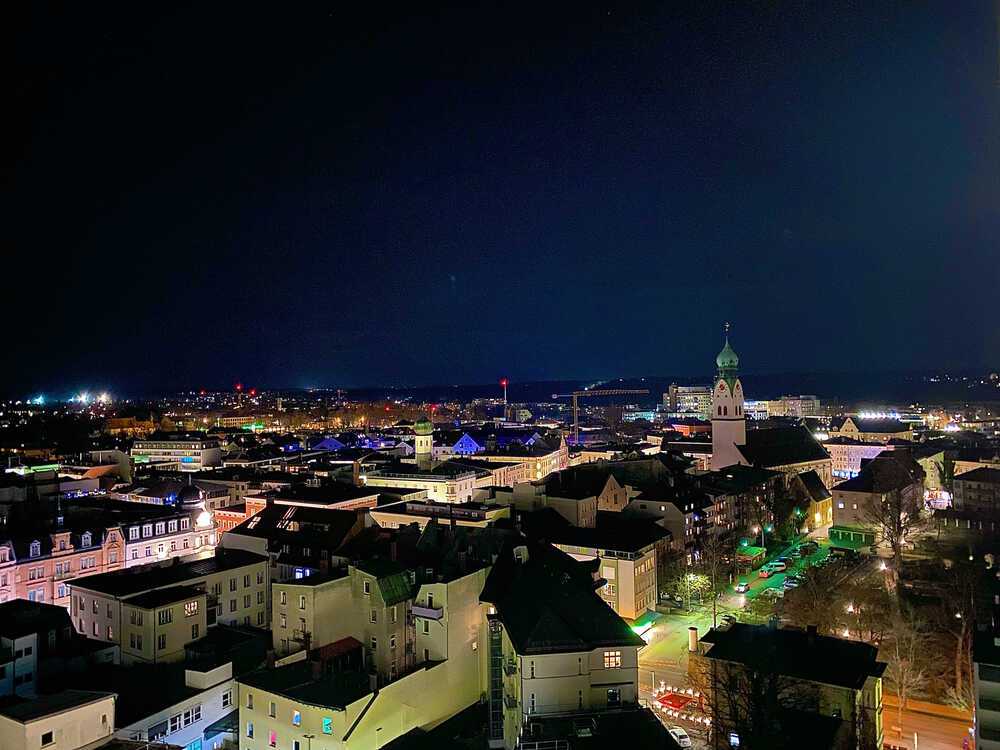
711, 331, 747, 471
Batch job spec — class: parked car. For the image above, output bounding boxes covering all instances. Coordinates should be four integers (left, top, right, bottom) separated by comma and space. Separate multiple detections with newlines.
720, 614, 738, 627
669, 726, 693, 748
783, 575, 802, 589
758, 567, 773, 579
734, 581, 751, 593
660, 593, 684, 608
800, 541, 819, 554
761, 586, 785, 599
770, 561, 788, 573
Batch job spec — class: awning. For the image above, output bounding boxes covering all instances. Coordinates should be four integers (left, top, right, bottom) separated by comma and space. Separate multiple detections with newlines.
203, 709, 239, 739
657, 692, 694, 711
629, 610, 662, 640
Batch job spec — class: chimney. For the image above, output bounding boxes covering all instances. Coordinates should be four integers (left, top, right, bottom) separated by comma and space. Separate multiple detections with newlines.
265, 649, 275, 668
311, 659, 323, 681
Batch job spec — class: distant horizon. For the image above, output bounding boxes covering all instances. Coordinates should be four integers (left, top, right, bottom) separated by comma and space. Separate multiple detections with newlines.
8, 366, 998, 405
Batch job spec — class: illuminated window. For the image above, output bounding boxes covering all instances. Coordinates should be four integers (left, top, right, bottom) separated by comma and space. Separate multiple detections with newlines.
292, 710, 301, 726
268, 730, 277, 747
322, 717, 333, 734
184, 600, 199, 617
603, 650, 622, 669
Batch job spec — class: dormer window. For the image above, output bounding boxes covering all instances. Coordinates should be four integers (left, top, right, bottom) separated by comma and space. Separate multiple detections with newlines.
29, 541, 41, 558
81, 532, 92, 547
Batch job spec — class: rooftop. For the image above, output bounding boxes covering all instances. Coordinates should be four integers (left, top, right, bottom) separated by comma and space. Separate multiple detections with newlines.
738, 425, 830, 468
0, 690, 113, 723
70, 548, 267, 598
480, 539, 644, 655
125, 585, 205, 610
701, 623, 886, 690
955, 467, 1000, 485
239, 660, 371, 710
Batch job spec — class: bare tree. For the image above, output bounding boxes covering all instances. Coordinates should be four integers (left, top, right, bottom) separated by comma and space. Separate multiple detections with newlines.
933, 558, 979, 706
698, 531, 733, 628
860, 486, 925, 589
778, 568, 840, 635
884, 607, 927, 734
703, 657, 819, 749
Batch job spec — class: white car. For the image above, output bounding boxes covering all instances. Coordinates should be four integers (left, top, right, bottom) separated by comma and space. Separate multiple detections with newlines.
669, 726, 693, 748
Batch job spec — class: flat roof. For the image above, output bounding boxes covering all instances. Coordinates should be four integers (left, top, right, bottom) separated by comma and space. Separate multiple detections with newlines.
71, 549, 267, 598
0, 690, 114, 723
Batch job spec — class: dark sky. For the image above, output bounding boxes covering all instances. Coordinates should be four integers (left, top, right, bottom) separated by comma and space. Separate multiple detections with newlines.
7, 2, 999, 397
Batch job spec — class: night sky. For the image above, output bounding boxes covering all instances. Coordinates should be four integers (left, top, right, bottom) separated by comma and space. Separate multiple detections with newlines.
7, 2, 999, 397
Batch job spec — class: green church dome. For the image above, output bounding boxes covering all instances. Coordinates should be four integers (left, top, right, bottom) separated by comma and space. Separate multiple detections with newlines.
414, 416, 434, 436
716, 337, 739, 371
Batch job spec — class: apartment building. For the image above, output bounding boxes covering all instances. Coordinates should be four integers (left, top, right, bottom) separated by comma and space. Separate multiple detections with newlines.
132, 434, 222, 471
829, 416, 913, 444
539, 513, 666, 621
69, 548, 269, 662
370, 499, 510, 531
479, 541, 649, 750
0, 600, 117, 699
0, 690, 116, 750
697, 623, 885, 749
829, 451, 924, 554
954, 468, 1000, 514
242, 559, 493, 749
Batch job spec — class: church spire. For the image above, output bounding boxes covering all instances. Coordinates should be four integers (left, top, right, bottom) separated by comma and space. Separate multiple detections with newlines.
716, 322, 739, 373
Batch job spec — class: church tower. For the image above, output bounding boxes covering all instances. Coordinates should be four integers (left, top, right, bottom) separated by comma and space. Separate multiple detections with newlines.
711, 323, 747, 470
413, 415, 434, 470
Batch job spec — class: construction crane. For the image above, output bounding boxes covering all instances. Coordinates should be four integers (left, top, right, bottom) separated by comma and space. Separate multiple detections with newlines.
551, 388, 649, 445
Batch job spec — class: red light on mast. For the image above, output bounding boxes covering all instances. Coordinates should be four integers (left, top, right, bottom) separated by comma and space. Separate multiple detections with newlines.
235, 383, 243, 392
249, 388, 257, 397
500, 378, 509, 388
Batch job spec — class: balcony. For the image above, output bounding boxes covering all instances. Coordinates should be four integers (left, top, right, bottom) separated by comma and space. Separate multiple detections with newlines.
503, 660, 517, 677
411, 604, 444, 620
503, 694, 519, 710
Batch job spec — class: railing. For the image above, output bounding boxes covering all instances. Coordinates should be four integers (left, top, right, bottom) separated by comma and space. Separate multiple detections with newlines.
411, 604, 444, 620
520, 701, 637, 718
503, 660, 517, 676
518, 741, 569, 750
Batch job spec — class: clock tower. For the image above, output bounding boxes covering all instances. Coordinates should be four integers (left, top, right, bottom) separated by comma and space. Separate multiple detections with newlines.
711, 323, 747, 470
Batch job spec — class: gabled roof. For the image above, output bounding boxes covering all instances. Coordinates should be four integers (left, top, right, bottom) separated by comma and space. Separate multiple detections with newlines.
834, 417, 911, 434
542, 467, 615, 500
697, 465, 783, 496
737, 426, 830, 468
352, 559, 413, 606
795, 470, 832, 503
480, 539, 643, 655
833, 451, 924, 494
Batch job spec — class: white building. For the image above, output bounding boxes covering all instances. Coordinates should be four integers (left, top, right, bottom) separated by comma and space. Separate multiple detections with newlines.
0, 690, 115, 750
132, 435, 222, 471
711, 328, 747, 471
